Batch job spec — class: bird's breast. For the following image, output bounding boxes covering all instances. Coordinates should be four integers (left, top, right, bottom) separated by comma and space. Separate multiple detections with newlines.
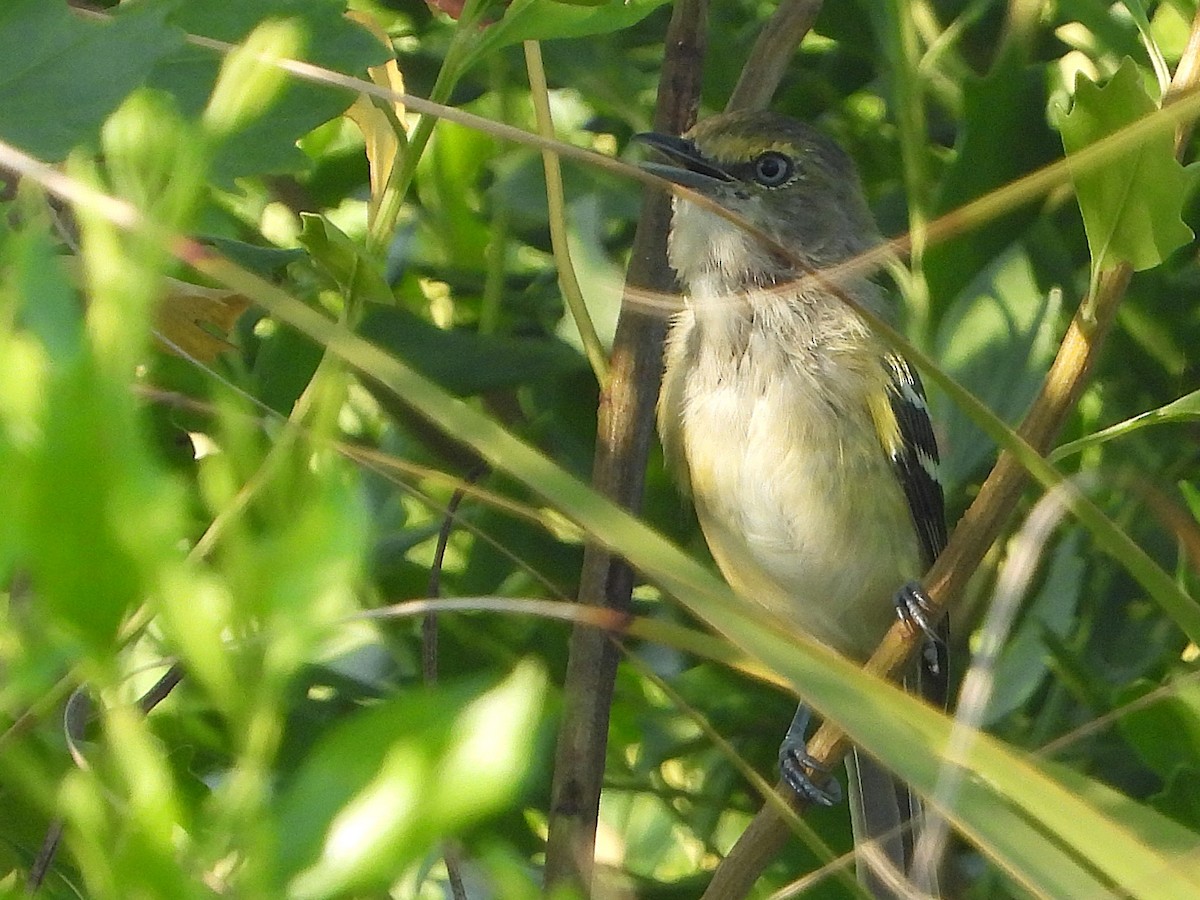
659, 300, 921, 659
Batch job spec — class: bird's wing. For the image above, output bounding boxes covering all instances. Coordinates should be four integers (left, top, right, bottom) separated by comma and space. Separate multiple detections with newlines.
882, 354, 947, 569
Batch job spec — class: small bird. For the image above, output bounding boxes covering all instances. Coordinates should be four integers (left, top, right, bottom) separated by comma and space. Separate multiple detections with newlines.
637, 110, 947, 897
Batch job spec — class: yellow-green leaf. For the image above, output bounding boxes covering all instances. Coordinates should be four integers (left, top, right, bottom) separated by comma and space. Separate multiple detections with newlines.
1057, 57, 1193, 272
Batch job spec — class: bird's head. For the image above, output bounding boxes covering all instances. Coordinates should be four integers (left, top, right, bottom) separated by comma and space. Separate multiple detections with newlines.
636, 111, 878, 288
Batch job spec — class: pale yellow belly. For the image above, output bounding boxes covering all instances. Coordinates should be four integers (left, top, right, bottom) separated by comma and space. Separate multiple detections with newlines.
676, 366, 921, 660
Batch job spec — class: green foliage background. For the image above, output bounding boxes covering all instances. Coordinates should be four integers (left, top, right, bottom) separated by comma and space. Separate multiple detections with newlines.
1, 0, 1200, 897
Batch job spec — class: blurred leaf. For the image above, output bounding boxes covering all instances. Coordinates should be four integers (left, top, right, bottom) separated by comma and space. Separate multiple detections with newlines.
985, 533, 1085, 725
359, 305, 587, 396
256, 461, 366, 630
1117, 677, 1200, 779
155, 277, 251, 362
202, 16, 307, 141
1044, 760, 1200, 853
1123, 0, 1171, 90
298, 213, 394, 304
1056, 0, 1144, 62
0, 0, 183, 161
1056, 57, 1194, 272
1117, 299, 1190, 377
1152, 765, 1200, 830
468, 0, 672, 62
12, 227, 184, 647
147, 0, 390, 182
251, 322, 326, 414
934, 247, 1059, 489
925, 59, 1058, 310
415, 120, 495, 271
276, 661, 546, 898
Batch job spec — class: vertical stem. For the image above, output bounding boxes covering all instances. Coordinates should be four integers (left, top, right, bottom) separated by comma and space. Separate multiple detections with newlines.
542, 2, 708, 893
882, 0, 933, 337
480, 55, 511, 337
524, 40, 610, 385
366, 0, 490, 255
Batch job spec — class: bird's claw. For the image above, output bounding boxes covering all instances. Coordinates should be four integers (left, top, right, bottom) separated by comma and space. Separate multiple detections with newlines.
779, 745, 842, 806
894, 579, 941, 644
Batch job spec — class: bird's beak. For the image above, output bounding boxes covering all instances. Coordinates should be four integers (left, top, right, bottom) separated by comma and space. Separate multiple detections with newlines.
633, 132, 733, 190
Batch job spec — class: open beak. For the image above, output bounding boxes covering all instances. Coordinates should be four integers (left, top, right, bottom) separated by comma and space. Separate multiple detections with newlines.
633, 132, 733, 190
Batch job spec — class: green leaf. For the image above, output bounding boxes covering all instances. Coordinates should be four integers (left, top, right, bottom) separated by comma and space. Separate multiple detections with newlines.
202, 16, 307, 141
1117, 678, 1200, 779
468, 0, 672, 61
358, 306, 587, 396
1047, 761, 1200, 855
925, 59, 1058, 310
298, 213, 394, 305
414, 119, 496, 272
250, 322, 327, 415
1152, 766, 1200, 830
0, 0, 183, 161
1056, 57, 1194, 272
10, 230, 184, 648
147, 0, 390, 183
276, 662, 546, 898
934, 247, 1060, 490
1051, 385, 1200, 461
203, 236, 306, 277
984, 533, 1085, 725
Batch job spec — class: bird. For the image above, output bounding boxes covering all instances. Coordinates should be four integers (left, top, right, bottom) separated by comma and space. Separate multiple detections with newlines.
636, 110, 948, 897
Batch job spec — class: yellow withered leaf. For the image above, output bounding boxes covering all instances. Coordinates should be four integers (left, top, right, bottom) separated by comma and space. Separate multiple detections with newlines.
344, 11, 407, 224
154, 277, 250, 362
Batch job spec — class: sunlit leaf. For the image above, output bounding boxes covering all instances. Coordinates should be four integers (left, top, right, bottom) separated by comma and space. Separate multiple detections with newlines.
277, 662, 546, 898
154, 277, 250, 362
1056, 57, 1194, 272
468, 0, 672, 61
934, 247, 1059, 490
147, 0, 390, 182
343, 10, 406, 227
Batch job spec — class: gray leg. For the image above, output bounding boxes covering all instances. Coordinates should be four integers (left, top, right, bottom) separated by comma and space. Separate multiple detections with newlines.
778, 703, 842, 805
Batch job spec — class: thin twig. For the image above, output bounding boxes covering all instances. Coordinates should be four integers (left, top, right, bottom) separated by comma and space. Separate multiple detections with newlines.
424, 464, 486, 900
26, 664, 184, 893
424, 463, 489, 685
523, 40, 609, 386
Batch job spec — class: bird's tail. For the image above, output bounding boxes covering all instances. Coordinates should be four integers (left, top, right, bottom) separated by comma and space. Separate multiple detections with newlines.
846, 638, 947, 899
846, 748, 940, 899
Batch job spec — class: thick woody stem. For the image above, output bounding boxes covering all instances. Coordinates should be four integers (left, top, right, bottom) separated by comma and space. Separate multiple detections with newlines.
542, 2, 707, 893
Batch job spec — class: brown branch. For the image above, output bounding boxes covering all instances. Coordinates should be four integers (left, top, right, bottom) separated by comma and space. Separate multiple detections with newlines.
703, 6, 1200, 895
541, 3, 708, 894
726, 0, 825, 113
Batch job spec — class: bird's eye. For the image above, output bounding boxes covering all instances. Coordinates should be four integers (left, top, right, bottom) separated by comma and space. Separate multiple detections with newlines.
751, 151, 793, 187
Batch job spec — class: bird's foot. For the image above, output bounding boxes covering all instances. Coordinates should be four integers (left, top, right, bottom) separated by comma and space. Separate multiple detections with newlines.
779, 739, 842, 806
894, 579, 942, 644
